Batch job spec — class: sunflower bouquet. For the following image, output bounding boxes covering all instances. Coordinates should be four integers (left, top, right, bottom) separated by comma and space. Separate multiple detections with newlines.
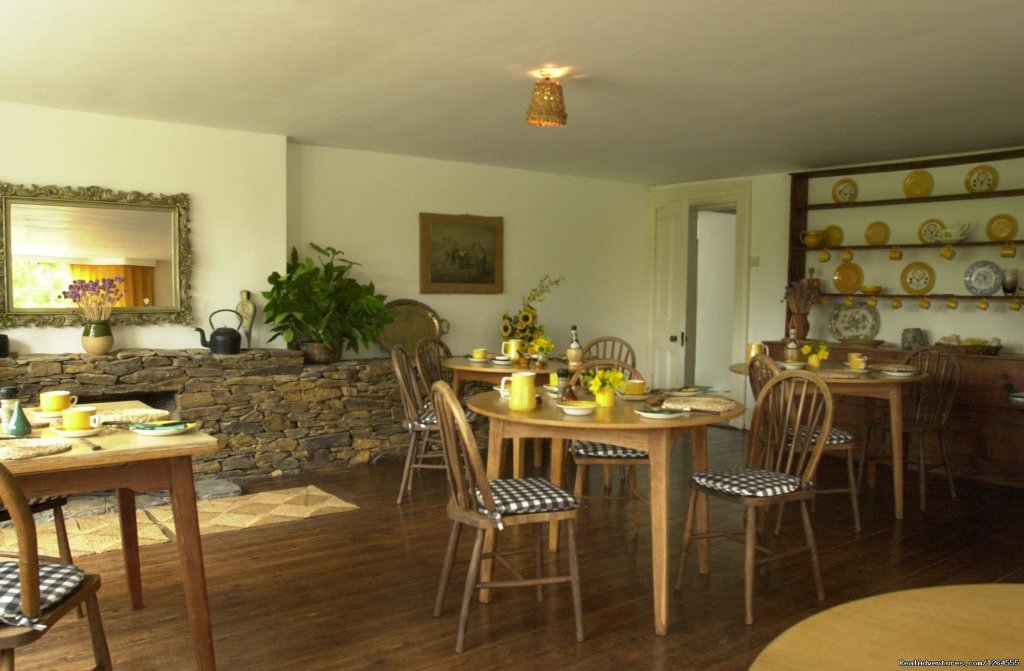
499, 274, 565, 345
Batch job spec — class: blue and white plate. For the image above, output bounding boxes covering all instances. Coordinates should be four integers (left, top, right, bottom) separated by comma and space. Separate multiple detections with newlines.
963, 260, 1002, 296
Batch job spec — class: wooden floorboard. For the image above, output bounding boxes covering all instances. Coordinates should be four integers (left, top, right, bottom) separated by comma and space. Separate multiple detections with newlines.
10, 426, 1024, 670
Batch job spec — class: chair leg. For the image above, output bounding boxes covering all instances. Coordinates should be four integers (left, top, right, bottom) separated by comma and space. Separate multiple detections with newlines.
85, 590, 113, 670
396, 430, 421, 504
773, 501, 786, 536
455, 528, 486, 653
573, 464, 586, 499
0, 649, 13, 671
602, 465, 613, 491
917, 433, 927, 511
845, 449, 861, 533
937, 430, 957, 500
51, 505, 85, 618
744, 505, 757, 625
533, 524, 544, 601
799, 500, 825, 602
434, 522, 462, 617
567, 519, 585, 642
674, 490, 698, 590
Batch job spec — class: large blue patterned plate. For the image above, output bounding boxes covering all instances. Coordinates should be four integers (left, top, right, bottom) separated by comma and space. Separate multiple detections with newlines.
963, 261, 1002, 296
828, 302, 880, 341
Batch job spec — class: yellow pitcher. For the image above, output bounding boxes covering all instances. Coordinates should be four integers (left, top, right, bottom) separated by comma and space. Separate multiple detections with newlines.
501, 338, 525, 363
500, 371, 536, 411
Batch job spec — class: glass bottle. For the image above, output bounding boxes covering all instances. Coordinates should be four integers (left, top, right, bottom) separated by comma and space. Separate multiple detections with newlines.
0, 386, 18, 436
567, 326, 583, 372
569, 325, 581, 350
784, 328, 800, 362
557, 368, 570, 400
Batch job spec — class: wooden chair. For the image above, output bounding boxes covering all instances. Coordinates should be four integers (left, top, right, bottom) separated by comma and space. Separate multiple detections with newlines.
392, 345, 446, 504
430, 381, 584, 653
567, 360, 649, 504
581, 336, 636, 368
414, 336, 453, 392
749, 354, 861, 533
0, 462, 112, 669
675, 370, 832, 624
859, 348, 960, 510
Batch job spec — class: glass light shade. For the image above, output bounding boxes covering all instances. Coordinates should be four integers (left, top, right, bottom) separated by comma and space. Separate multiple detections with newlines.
526, 77, 567, 127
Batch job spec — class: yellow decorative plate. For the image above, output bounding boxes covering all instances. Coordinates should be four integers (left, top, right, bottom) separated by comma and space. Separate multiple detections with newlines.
823, 225, 844, 247
965, 165, 999, 193
918, 218, 945, 243
831, 178, 858, 203
832, 262, 864, 294
903, 170, 934, 198
864, 220, 890, 246
985, 213, 1018, 241
900, 261, 935, 295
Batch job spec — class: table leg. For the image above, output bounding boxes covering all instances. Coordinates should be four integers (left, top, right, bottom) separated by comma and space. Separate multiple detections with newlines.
168, 457, 216, 671
479, 420, 505, 604
647, 433, 671, 636
116, 488, 144, 609
513, 438, 525, 478
452, 371, 466, 401
690, 427, 711, 574
548, 438, 565, 552
887, 388, 904, 520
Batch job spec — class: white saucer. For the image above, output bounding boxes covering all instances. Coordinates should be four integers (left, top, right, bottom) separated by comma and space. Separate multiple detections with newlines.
616, 392, 652, 401
490, 358, 512, 366
635, 409, 686, 419
51, 426, 103, 438
467, 357, 489, 363
879, 370, 918, 377
130, 423, 197, 437
779, 362, 807, 370
28, 407, 64, 418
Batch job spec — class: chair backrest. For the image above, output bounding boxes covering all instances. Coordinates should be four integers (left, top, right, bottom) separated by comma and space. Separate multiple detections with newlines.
431, 380, 496, 520
415, 336, 453, 392
748, 353, 781, 397
903, 348, 961, 428
748, 370, 834, 484
582, 336, 637, 368
391, 345, 427, 427
568, 358, 645, 388
0, 462, 44, 619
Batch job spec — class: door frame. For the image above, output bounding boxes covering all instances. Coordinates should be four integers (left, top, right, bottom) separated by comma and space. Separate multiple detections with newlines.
648, 180, 752, 426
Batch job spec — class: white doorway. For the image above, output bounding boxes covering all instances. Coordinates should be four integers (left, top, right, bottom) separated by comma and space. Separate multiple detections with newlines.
690, 209, 737, 395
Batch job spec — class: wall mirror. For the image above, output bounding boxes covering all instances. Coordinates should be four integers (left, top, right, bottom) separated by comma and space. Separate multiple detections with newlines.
0, 181, 192, 326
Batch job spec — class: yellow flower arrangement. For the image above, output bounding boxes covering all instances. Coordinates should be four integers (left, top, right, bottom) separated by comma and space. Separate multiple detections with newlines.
499, 274, 565, 345
800, 341, 829, 360
530, 335, 555, 355
584, 369, 625, 395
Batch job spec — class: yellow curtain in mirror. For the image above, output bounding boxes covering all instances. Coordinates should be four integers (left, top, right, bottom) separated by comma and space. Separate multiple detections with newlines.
70, 265, 154, 307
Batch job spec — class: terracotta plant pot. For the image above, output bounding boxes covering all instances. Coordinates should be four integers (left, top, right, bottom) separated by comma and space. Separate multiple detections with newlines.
300, 341, 342, 364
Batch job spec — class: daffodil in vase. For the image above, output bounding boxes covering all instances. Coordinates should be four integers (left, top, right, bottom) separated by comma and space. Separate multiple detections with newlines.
584, 368, 625, 407
530, 335, 555, 364
62, 277, 125, 356
800, 341, 829, 369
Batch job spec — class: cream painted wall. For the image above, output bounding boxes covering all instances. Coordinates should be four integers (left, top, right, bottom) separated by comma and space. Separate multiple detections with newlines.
0, 101, 287, 354
287, 145, 650, 365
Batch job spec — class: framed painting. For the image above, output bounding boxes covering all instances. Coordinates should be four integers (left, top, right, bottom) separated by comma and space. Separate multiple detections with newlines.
419, 213, 503, 294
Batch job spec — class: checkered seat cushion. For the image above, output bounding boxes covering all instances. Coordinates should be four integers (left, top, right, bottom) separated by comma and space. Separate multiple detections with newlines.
0, 560, 86, 630
786, 426, 855, 446
570, 440, 648, 459
418, 403, 478, 425
692, 467, 808, 497
475, 478, 578, 529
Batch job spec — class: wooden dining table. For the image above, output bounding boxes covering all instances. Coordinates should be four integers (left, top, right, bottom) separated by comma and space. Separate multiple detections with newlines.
730, 361, 927, 520
467, 390, 744, 636
13, 400, 219, 671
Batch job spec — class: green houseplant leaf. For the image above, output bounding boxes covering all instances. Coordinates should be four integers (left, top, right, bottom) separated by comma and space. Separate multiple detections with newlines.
262, 244, 395, 356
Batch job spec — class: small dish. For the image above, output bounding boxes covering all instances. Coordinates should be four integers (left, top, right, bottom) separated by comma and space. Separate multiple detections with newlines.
635, 407, 686, 420
832, 262, 864, 294
467, 357, 489, 363
860, 285, 882, 295
27, 407, 64, 419
542, 384, 560, 397
985, 213, 1018, 241
823, 225, 844, 247
779, 361, 807, 370
50, 426, 104, 438
616, 391, 652, 402
878, 370, 919, 378
490, 358, 512, 366
900, 261, 935, 295
918, 218, 945, 243
664, 385, 708, 397
963, 260, 1002, 297
864, 221, 890, 246
831, 178, 858, 203
556, 401, 597, 416
903, 170, 934, 198
130, 422, 197, 437
965, 165, 999, 193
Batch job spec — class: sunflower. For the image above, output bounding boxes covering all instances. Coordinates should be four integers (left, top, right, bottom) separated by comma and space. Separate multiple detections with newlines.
500, 318, 514, 338
518, 308, 535, 326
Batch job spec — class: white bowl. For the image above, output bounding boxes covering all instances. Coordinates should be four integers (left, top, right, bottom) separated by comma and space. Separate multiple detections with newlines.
557, 401, 597, 416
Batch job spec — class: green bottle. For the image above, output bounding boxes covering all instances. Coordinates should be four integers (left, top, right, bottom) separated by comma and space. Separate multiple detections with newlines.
6, 400, 31, 437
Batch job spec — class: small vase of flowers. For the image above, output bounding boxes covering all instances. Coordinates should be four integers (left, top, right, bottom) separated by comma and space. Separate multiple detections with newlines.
62, 277, 125, 355
800, 341, 829, 369
530, 335, 555, 363
584, 368, 625, 407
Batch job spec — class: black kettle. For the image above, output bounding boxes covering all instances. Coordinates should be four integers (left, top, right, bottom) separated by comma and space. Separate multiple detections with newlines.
196, 309, 243, 354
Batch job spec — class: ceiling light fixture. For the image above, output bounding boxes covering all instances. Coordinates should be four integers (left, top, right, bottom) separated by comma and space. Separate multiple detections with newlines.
526, 69, 568, 128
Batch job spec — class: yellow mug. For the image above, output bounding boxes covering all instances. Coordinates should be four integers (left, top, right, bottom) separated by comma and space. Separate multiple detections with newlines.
889, 246, 903, 261
62, 405, 100, 431
843, 295, 854, 306
977, 297, 989, 311
1002, 241, 1016, 258
919, 297, 931, 309
1010, 298, 1022, 311
841, 248, 854, 262
947, 296, 959, 309
471, 348, 487, 360
891, 298, 903, 309
940, 244, 955, 260
849, 356, 868, 371
40, 390, 77, 412
866, 296, 878, 307
625, 379, 651, 396
818, 248, 832, 263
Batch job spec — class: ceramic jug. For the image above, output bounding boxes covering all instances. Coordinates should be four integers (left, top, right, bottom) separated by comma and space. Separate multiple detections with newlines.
500, 371, 536, 411
501, 338, 525, 363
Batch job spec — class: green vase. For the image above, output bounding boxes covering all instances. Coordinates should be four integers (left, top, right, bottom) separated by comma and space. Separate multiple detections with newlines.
82, 320, 114, 355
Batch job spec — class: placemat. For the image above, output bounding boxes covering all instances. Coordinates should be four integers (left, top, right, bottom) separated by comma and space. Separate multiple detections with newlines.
662, 395, 737, 412
0, 438, 73, 460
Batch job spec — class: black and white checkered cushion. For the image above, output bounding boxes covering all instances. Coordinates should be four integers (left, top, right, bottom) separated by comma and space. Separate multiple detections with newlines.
475, 478, 578, 529
787, 426, 855, 446
414, 407, 437, 427
693, 467, 806, 497
570, 440, 648, 459
0, 561, 86, 630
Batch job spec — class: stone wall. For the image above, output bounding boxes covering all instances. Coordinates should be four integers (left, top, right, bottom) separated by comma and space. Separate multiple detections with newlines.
0, 349, 407, 480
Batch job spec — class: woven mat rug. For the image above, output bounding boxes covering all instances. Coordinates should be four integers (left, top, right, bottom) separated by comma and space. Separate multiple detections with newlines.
0, 485, 357, 557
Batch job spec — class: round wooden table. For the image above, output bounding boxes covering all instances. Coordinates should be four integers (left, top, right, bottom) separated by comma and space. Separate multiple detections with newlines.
443, 356, 561, 397
750, 583, 1022, 670
468, 390, 744, 637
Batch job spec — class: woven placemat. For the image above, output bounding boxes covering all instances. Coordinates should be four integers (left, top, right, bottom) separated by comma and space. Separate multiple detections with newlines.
662, 395, 737, 412
0, 438, 73, 460
815, 370, 866, 379
96, 408, 171, 423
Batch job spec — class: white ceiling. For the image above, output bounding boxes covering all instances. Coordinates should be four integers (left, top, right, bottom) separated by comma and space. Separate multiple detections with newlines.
2, 1, 1022, 185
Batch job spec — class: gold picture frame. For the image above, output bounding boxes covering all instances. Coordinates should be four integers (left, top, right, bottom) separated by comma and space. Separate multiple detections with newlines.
419, 213, 503, 294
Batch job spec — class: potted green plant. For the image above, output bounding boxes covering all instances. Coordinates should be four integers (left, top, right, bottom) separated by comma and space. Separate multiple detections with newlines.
262, 243, 394, 363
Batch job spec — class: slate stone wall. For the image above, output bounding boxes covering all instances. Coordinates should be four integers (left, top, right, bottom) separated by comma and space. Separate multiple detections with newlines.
0, 349, 406, 480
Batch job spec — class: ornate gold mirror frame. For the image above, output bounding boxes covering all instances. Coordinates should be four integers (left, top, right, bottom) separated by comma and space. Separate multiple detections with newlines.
0, 181, 193, 326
